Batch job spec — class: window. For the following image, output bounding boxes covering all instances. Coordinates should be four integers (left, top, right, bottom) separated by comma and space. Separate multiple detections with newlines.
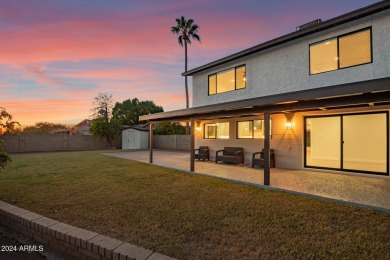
208, 65, 246, 95
204, 122, 229, 139
237, 120, 271, 139
237, 121, 253, 138
204, 124, 216, 139
208, 75, 217, 95
310, 28, 371, 75
339, 29, 371, 68
310, 38, 338, 74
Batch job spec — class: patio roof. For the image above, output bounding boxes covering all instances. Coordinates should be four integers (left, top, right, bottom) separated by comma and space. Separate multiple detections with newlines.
140, 77, 390, 122
182, 1, 390, 76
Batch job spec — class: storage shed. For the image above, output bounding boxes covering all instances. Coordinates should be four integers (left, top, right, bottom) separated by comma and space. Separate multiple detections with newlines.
122, 126, 149, 149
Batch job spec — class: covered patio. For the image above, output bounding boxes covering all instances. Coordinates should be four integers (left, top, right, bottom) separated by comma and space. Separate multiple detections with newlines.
103, 150, 390, 210
140, 78, 390, 183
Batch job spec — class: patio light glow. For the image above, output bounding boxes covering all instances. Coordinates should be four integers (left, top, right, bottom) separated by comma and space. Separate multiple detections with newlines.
285, 120, 293, 130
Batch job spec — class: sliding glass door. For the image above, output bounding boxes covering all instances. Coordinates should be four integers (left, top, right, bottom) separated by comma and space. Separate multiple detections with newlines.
305, 116, 341, 169
305, 112, 388, 175
343, 113, 387, 173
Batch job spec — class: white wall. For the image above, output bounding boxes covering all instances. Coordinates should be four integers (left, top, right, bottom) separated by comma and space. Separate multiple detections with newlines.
139, 131, 149, 149
192, 9, 390, 107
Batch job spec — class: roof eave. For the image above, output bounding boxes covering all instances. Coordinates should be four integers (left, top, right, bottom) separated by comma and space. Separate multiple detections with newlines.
139, 77, 390, 122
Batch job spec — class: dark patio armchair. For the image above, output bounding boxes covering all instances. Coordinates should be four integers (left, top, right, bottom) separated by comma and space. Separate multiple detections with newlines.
215, 147, 244, 165
194, 146, 210, 161
252, 149, 275, 168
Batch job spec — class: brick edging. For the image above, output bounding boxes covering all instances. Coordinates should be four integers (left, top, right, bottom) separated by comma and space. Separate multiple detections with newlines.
0, 201, 174, 260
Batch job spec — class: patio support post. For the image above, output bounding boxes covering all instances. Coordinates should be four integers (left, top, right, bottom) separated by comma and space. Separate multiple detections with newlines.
149, 122, 153, 163
190, 119, 195, 172
264, 111, 271, 185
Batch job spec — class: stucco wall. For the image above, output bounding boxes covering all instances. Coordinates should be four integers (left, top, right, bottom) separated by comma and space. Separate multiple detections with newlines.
195, 114, 303, 169
195, 106, 390, 171
192, 9, 390, 107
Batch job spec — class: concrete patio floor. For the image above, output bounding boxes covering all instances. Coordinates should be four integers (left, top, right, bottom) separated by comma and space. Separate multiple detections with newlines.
102, 150, 390, 210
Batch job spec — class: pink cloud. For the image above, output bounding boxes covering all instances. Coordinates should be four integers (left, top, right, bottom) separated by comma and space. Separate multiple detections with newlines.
0, 6, 273, 67
59, 67, 161, 81
26, 65, 66, 86
0, 16, 179, 65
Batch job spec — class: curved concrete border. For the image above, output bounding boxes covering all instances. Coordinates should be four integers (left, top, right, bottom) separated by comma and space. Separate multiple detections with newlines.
0, 201, 174, 260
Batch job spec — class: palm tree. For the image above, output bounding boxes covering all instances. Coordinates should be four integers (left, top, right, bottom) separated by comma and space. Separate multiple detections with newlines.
171, 16, 200, 133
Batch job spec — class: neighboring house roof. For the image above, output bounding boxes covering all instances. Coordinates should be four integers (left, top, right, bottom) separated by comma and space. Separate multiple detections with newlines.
74, 119, 92, 127
183, 1, 390, 76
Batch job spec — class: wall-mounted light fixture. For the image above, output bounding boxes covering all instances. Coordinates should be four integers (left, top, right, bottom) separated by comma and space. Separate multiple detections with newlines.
285, 121, 293, 130
195, 121, 201, 133
285, 113, 294, 130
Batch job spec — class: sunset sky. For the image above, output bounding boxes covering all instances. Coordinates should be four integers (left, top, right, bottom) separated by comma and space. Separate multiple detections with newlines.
1, 0, 379, 126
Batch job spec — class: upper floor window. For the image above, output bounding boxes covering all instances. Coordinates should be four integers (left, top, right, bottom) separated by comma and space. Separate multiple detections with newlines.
310, 28, 372, 75
208, 65, 246, 95
237, 120, 271, 139
204, 122, 229, 139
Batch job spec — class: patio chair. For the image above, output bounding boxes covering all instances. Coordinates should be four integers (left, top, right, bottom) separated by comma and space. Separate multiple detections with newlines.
194, 146, 210, 161
252, 149, 275, 168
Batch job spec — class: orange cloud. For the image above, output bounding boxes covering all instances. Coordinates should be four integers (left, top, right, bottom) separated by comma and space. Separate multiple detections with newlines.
2, 99, 90, 126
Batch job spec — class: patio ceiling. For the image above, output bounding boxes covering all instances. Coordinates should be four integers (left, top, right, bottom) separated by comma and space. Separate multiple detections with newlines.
140, 77, 390, 122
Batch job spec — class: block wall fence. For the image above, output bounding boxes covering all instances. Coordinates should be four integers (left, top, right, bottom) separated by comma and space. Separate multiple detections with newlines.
0, 201, 173, 260
1, 134, 122, 153
2, 134, 191, 153
153, 135, 190, 151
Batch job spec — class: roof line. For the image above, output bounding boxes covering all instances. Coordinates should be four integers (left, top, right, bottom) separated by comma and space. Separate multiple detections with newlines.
139, 77, 390, 121
183, 1, 390, 76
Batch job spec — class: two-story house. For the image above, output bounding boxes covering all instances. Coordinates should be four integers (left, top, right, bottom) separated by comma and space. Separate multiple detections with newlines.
140, 1, 390, 181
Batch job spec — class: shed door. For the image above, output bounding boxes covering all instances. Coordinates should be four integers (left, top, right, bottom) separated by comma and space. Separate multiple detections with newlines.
128, 131, 136, 149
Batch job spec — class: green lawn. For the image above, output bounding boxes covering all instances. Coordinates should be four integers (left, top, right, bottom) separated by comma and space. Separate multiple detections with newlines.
1, 151, 389, 259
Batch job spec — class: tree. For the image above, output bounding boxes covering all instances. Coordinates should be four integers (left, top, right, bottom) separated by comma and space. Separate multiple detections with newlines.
0, 107, 20, 135
0, 140, 12, 169
89, 117, 121, 145
22, 122, 69, 134
154, 122, 186, 135
0, 107, 20, 169
112, 98, 163, 126
91, 93, 114, 119
90, 93, 120, 145
171, 16, 200, 134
